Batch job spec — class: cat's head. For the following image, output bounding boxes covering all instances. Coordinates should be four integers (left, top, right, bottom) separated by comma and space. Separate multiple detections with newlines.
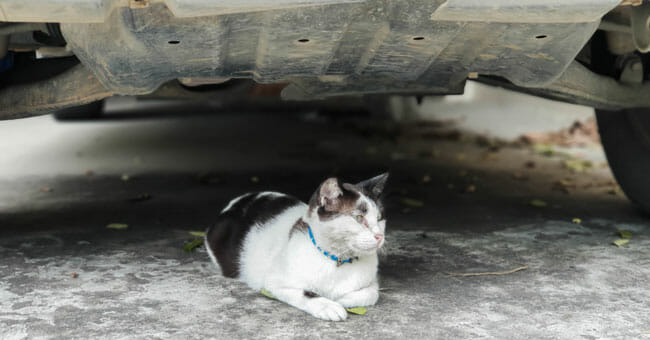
305, 173, 389, 257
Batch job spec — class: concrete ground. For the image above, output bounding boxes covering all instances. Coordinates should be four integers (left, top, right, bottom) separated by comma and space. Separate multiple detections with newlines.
1, 91, 649, 339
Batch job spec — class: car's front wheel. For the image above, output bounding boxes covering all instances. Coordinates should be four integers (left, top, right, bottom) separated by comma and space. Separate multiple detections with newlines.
596, 108, 650, 214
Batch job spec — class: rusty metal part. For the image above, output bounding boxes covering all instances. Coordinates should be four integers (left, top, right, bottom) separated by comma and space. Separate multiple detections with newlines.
0, 64, 113, 120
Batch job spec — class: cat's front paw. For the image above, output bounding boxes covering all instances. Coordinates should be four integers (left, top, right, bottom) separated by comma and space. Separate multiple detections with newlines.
336, 287, 379, 308
306, 297, 348, 321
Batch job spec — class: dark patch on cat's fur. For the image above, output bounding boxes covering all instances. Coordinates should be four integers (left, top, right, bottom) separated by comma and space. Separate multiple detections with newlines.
308, 184, 360, 221
289, 218, 308, 238
304, 290, 319, 298
206, 192, 301, 278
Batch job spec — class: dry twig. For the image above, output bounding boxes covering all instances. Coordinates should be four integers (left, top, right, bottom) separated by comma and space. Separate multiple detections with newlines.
446, 266, 528, 277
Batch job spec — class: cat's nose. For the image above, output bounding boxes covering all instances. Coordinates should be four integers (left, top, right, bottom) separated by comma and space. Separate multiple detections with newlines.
374, 234, 384, 243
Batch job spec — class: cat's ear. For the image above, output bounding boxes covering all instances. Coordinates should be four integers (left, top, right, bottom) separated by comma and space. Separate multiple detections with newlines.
355, 173, 389, 199
318, 177, 343, 210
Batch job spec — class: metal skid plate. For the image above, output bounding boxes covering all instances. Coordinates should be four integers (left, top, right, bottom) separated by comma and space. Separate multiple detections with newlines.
53, 0, 620, 98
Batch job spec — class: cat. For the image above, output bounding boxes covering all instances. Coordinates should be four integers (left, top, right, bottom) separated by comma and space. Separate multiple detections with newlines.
205, 173, 388, 321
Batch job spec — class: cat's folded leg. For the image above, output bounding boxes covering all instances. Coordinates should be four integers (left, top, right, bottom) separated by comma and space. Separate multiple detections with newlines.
265, 284, 348, 321
335, 281, 379, 308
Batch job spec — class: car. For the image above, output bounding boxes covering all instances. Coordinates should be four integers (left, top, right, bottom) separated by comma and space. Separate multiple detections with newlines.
2, 0, 650, 213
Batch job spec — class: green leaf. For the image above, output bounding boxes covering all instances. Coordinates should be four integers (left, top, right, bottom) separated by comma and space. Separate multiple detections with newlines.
260, 288, 276, 299
106, 223, 128, 230
189, 231, 206, 237
618, 230, 632, 239
400, 197, 424, 208
183, 238, 203, 252
529, 199, 547, 207
345, 306, 367, 315
564, 159, 593, 173
533, 143, 554, 157
613, 239, 629, 247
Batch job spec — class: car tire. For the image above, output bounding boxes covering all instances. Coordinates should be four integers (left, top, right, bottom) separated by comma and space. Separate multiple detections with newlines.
595, 108, 650, 213
53, 100, 104, 120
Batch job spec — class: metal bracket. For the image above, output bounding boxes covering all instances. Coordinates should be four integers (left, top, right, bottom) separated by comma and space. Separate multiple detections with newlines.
631, 1, 650, 52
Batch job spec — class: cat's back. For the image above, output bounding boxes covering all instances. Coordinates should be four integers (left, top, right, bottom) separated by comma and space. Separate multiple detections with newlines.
205, 191, 305, 278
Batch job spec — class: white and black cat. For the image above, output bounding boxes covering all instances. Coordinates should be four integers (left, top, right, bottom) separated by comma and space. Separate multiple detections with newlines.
205, 173, 388, 321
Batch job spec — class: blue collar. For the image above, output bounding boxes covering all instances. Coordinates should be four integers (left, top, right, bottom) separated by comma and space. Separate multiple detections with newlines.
307, 226, 358, 266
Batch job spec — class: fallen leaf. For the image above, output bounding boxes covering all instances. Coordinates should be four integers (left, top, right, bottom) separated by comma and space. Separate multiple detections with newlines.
184, 238, 203, 252
572, 218, 582, 224
613, 239, 629, 247
189, 231, 206, 237
345, 307, 367, 315
564, 159, 593, 173
618, 230, 632, 239
106, 223, 128, 230
400, 197, 424, 207
529, 199, 547, 207
261, 288, 275, 299
70, 272, 79, 279
533, 143, 554, 157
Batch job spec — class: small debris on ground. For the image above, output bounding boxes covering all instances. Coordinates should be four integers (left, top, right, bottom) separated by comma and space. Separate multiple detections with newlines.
572, 218, 582, 224
564, 159, 593, 173
106, 223, 128, 230
533, 143, 555, 157
69, 272, 79, 279
618, 230, 632, 239
512, 172, 528, 180
183, 238, 203, 252
529, 199, 547, 207
400, 197, 424, 208
39, 186, 53, 192
446, 266, 528, 277
129, 193, 152, 202
613, 239, 629, 247
519, 118, 600, 147
525, 161, 536, 168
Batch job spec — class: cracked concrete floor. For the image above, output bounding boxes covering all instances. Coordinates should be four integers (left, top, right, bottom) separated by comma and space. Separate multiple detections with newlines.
1, 105, 649, 339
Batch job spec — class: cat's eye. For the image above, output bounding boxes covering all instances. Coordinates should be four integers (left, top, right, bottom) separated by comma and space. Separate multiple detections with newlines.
355, 215, 364, 224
